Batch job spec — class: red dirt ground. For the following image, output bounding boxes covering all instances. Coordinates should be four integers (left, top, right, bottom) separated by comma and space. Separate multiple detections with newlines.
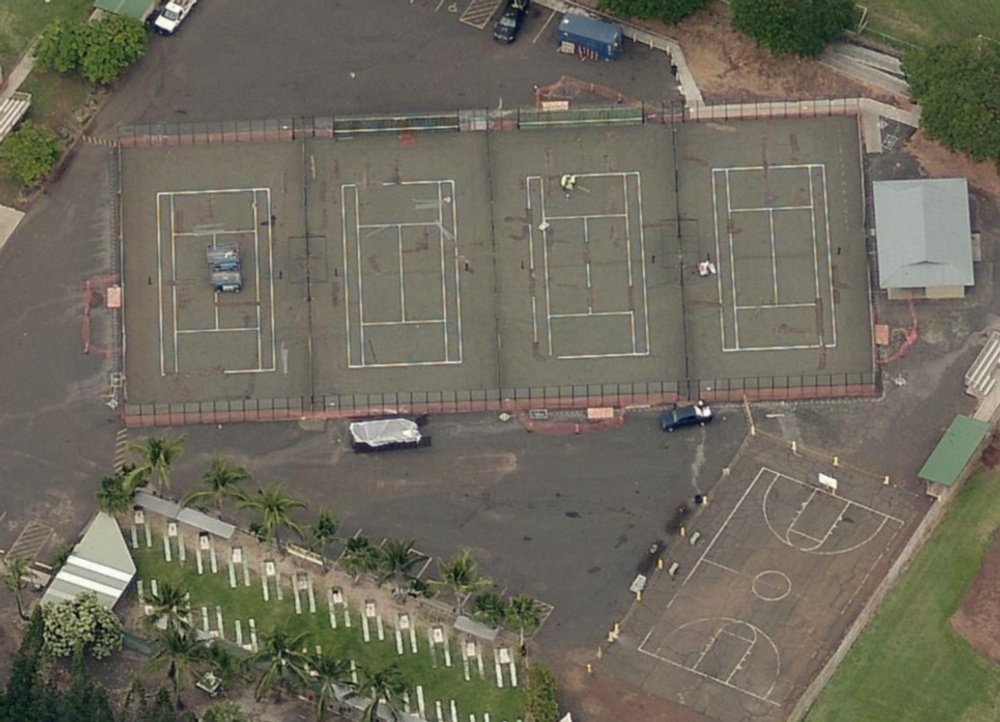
951, 530, 1000, 665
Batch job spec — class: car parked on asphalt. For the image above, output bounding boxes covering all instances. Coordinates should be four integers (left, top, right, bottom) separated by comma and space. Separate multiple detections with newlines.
493, 0, 530, 44
660, 401, 714, 432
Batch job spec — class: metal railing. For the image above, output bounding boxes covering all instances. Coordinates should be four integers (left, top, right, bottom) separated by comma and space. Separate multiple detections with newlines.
123, 373, 880, 427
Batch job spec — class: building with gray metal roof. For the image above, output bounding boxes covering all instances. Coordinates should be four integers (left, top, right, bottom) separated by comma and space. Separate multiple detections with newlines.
872, 178, 974, 299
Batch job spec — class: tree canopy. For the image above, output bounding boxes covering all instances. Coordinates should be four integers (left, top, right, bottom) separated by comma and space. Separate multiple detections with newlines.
730, 0, 855, 57
41, 593, 123, 661
35, 15, 149, 85
904, 40, 1000, 167
0, 121, 61, 188
597, 0, 708, 25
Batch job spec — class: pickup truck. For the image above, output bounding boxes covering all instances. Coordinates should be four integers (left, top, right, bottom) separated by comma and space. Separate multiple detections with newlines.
154, 0, 198, 35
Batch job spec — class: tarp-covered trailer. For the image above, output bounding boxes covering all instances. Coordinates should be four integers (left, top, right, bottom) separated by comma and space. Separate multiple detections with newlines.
555, 14, 623, 60
207, 242, 242, 293
349, 418, 431, 453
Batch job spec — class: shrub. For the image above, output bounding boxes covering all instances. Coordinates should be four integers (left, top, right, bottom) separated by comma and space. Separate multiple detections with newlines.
0, 121, 62, 188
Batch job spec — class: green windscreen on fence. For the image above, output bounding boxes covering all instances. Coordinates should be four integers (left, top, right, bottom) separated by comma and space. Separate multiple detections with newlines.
93, 0, 156, 20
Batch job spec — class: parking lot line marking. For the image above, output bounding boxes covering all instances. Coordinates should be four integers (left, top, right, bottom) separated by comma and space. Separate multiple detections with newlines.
459, 0, 503, 29
532, 8, 556, 44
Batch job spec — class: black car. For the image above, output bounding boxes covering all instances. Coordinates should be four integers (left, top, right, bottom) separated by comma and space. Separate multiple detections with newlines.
659, 401, 714, 432
493, 0, 529, 44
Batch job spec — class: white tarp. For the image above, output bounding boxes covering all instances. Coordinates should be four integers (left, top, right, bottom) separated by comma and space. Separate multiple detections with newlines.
349, 418, 421, 447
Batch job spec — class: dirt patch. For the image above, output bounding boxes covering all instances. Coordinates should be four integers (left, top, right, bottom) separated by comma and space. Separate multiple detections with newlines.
907, 130, 1000, 200
951, 530, 1000, 664
551, 653, 714, 722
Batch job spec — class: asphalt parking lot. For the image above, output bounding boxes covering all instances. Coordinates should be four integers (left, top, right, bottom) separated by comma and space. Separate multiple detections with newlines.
146, 406, 749, 657
96, 0, 682, 130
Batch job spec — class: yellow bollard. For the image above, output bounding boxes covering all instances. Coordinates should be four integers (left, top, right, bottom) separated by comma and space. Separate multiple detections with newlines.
636, 590, 642, 602
884, 475, 890, 486
680, 525, 686, 538
791, 440, 797, 455
657, 558, 664, 570
833, 456, 840, 468
586, 662, 593, 675
607, 630, 615, 643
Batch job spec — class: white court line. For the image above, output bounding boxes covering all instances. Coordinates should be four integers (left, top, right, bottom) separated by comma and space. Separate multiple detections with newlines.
735, 303, 815, 310
723, 163, 824, 173
341, 184, 354, 367
540, 179, 554, 356
729, 205, 813, 213
343, 180, 460, 368
549, 311, 634, 319
176, 328, 259, 334
822, 166, 838, 346
170, 194, 179, 373
173, 229, 258, 236
635, 172, 650, 355
156, 194, 166, 376
725, 169, 740, 349
544, 212, 627, 221
713, 164, 838, 352
682, 467, 773, 586
161, 188, 276, 375
526, 172, 649, 359
768, 209, 778, 304
712, 171, 726, 353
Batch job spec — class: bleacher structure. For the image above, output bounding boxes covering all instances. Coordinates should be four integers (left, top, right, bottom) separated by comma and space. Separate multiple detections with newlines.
0, 91, 32, 144
965, 330, 1000, 398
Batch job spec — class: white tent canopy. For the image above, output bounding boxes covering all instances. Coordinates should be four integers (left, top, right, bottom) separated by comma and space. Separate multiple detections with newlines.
41, 512, 136, 609
349, 418, 421, 447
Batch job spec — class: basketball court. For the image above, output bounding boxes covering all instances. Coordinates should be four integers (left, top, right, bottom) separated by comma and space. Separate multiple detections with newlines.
605, 438, 923, 721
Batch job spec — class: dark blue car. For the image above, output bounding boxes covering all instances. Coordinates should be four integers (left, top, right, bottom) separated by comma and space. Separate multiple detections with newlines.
660, 402, 714, 432
493, 0, 530, 44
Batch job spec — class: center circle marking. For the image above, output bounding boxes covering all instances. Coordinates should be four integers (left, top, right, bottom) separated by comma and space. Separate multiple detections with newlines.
752, 570, 791, 602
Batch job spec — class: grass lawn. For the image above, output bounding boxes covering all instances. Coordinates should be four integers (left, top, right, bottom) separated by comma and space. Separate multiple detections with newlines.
132, 541, 524, 721
805, 468, 1000, 722
0, 0, 93, 71
860, 0, 1000, 46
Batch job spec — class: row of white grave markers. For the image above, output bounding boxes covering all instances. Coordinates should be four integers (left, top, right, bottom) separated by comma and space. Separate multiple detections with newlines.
494, 647, 517, 688
142, 532, 523, 717
130, 511, 153, 549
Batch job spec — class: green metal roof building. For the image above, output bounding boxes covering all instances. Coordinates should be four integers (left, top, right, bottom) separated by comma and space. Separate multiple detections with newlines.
919, 415, 991, 492
93, 0, 157, 21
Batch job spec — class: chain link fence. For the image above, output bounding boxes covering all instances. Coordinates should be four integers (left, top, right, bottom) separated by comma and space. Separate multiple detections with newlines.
123, 373, 879, 427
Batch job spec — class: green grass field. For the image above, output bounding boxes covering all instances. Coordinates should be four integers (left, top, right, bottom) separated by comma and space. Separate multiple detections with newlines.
805, 468, 1000, 722
132, 541, 524, 721
860, 0, 1000, 46
0, 0, 93, 71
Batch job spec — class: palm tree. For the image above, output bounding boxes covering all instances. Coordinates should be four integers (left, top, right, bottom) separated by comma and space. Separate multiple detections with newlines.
3, 554, 31, 620
309, 510, 340, 571
349, 663, 407, 722
470, 591, 507, 629
375, 538, 422, 595
306, 648, 354, 721
340, 536, 381, 583
95, 473, 137, 516
181, 456, 250, 514
145, 626, 209, 707
505, 594, 543, 648
127, 435, 186, 493
433, 548, 492, 614
143, 580, 191, 633
242, 624, 311, 701
239, 484, 307, 548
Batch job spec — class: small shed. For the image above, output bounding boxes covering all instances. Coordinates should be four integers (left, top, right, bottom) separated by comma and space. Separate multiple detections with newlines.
872, 178, 974, 299
41, 512, 135, 609
919, 414, 991, 498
